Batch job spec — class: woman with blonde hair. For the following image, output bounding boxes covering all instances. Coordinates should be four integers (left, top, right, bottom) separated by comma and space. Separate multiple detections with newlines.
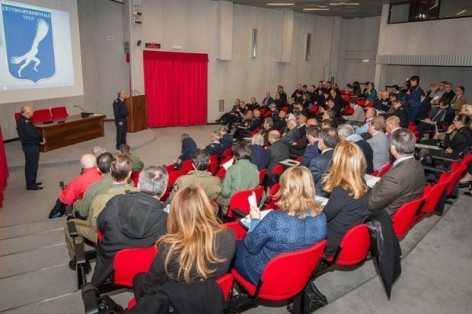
133, 186, 236, 299
233, 166, 326, 284
322, 141, 371, 257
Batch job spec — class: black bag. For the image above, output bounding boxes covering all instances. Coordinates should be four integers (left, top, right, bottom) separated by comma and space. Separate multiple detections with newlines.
97, 295, 125, 314
303, 282, 328, 313
48, 199, 66, 219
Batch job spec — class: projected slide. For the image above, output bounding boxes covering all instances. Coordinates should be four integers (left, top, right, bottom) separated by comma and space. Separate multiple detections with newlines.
0, 1, 74, 90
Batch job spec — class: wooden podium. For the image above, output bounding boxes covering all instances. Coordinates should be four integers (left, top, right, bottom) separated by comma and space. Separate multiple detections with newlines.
125, 95, 147, 133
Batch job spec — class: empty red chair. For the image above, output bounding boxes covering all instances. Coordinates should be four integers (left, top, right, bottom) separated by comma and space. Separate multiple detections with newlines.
113, 246, 157, 287
50, 106, 69, 119
231, 240, 327, 310
329, 224, 371, 266
130, 170, 141, 187
391, 195, 425, 239
413, 173, 450, 224
227, 186, 264, 219
161, 160, 194, 201
265, 183, 280, 210
271, 164, 285, 176
31, 108, 53, 123
224, 221, 248, 241
258, 169, 267, 185
445, 161, 467, 199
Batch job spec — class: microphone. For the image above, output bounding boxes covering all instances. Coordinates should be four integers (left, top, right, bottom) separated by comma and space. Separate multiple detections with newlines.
74, 105, 92, 118
74, 104, 86, 112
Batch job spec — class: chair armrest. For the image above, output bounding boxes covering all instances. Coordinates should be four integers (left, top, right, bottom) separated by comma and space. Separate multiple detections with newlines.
431, 155, 456, 163
81, 283, 99, 314
422, 166, 446, 173
232, 208, 247, 218
67, 220, 78, 238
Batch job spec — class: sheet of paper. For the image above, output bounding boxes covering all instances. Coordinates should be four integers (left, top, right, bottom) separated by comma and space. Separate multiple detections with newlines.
222, 157, 234, 170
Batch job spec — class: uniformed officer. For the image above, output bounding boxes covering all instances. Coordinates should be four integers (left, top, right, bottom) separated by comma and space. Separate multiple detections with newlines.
16, 105, 45, 190
113, 90, 128, 150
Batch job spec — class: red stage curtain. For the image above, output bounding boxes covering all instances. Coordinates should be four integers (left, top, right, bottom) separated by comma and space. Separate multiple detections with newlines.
0, 126, 8, 208
143, 51, 208, 127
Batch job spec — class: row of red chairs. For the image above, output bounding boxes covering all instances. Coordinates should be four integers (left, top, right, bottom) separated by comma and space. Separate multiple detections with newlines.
14, 106, 68, 123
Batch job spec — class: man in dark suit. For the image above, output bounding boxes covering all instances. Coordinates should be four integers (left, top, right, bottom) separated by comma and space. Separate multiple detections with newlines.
250, 133, 270, 170
267, 130, 289, 174
281, 119, 301, 145
175, 133, 197, 169
16, 105, 45, 190
113, 90, 128, 150
261, 91, 274, 109
300, 125, 320, 167
309, 128, 339, 197
369, 129, 425, 215
233, 109, 263, 141
337, 124, 374, 173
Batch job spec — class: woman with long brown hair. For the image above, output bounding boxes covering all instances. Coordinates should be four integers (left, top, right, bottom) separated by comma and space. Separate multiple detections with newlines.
233, 166, 326, 285
322, 141, 371, 257
133, 185, 235, 298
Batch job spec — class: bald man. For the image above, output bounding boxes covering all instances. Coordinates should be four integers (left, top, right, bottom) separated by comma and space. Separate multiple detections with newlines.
113, 90, 128, 149
16, 105, 45, 190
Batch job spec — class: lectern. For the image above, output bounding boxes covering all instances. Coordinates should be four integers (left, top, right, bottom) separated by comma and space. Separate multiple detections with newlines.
125, 95, 147, 133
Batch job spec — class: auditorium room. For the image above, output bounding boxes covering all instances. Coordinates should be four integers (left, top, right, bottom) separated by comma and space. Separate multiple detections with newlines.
1, 0, 471, 313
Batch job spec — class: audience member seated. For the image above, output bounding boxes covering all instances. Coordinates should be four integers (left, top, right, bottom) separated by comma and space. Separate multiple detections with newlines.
367, 116, 390, 171
169, 149, 221, 201
441, 82, 456, 103
73, 152, 114, 219
330, 89, 345, 114
218, 126, 233, 150
404, 75, 423, 123
291, 83, 304, 102
261, 91, 274, 108
175, 133, 197, 169
248, 97, 260, 111
300, 125, 320, 167
374, 91, 391, 114
281, 119, 301, 145
355, 108, 378, 136
322, 142, 371, 257
459, 104, 472, 117
309, 128, 339, 197
92, 166, 169, 287
233, 109, 263, 141
344, 99, 366, 124
216, 99, 242, 132
259, 117, 274, 145
385, 116, 402, 141
49, 154, 101, 218
217, 142, 259, 213
388, 99, 409, 128
204, 131, 225, 155
267, 130, 289, 174
119, 144, 144, 171
417, 91, 432, 121
250, 134, 270, 170
451, 86, 467, 113
338, 124, 374, 173
273, 109, 287, 130
369, 129, 425, 215
364, 82, 377, 103
132, 186, 236, 313
277, 85, 288, 105
233, 166, 327, 285
417, 98, 455, 139
92, 146, 107, 158
64, 154, 135, 271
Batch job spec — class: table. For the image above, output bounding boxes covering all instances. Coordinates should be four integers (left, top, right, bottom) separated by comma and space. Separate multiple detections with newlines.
34, 114, 105, 152
0, 126, 8, 207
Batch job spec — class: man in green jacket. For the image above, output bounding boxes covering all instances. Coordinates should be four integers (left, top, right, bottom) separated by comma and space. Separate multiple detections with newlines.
217, 142, 259, 212
119, 144, 144, 171
169, 149, 221, 201
64, 154, 136, 269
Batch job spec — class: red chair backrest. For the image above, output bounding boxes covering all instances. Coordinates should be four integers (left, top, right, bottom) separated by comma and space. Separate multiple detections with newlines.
130, 170, 141, 187
50, 106, 69, 119
161, 161, 194, 201
31, 108, 53, 123
216, 167, 226, 179
227, 186, 264, 219
14, 112, 22, 122
271, 164, 285, 176
113, 246, 157, 287
208, 160, 219, 175
216, 273, 234, 302
335, 224, 371, 266
258, 169, 267, 185
221, 148, 233, 159
224, 221, 248, 241
446, 162, 467, 196
391, 195, 425, 239
257, 240, 327, 300
377, 163, 393, 177
265, 183, 280, 210
421, 173, 449, 214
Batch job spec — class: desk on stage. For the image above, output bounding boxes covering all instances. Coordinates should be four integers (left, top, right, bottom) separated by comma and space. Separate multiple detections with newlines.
34, 114, 105, 152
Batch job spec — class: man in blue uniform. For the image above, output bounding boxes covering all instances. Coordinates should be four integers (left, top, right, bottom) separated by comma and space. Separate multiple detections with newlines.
113, 90, 128, 150
16, 105, 45, 190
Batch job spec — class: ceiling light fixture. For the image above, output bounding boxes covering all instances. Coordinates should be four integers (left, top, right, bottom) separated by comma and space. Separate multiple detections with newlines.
329, 2, 360, 6
303, 8, 330, 11
267, 2, 295, 6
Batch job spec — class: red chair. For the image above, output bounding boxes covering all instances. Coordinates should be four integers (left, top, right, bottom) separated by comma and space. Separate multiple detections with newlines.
161, 160, 194, 201
271, 164, 285, 176
231, 240, 327, 312
14, 112, 22, 121
227, 186, 265, 219
224, 221, 248, 241
413, 173, 450, 224
445, 161, 468, 200
258, 169, 267, 185
50, 106, 69, 119
328, 224, 371, 266
97, 230, 104, 243
208, 159, 219, 175
339, 89, 347, 95
358, 99, 367, 107
371, 162, 393, 177
31, 108, 53, 123
221, 148, 233, 159
113, 246, 157, 287
216, 167, 226, 179
341, 94, 350, 103
265, 183, 280, 210
130, 170, 141, 187
391, 195, 426, 239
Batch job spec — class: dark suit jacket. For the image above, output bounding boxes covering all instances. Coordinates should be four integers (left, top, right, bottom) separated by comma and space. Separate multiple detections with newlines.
268, 140, 289, 173
354, 139, 374, 173
300, 142, 320, 167
176, 137, 197, 168
443, 127, 472, 159
220, 134, 233, 150
262, 97, 274, 108
250, 144, 270, 170
297, 124, 307, 139
369, 157, 425, 215
281, 128, 301, 145
309, 149, 334, 197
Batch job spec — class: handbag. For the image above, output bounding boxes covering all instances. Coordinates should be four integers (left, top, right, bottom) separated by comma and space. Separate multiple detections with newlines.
303, 282, 328, 313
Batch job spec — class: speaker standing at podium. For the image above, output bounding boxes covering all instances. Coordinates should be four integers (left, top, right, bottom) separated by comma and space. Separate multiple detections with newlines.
113, 90, 128, 150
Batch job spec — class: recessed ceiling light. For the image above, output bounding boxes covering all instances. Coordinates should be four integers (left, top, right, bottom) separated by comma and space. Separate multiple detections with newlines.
303, 8, 330, 11
267, 2, 295, 6
329, 2, 360, 6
